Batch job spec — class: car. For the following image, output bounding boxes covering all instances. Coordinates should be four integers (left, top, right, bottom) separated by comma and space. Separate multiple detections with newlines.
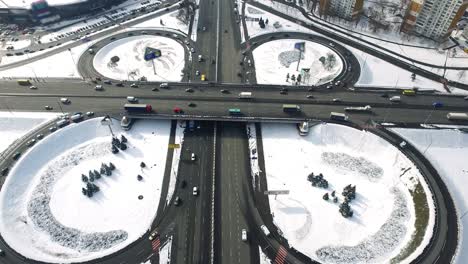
190, 47, 195, 53
95, 85, 104, 91
326, 84, 333, 89
390, 96, 401, 102
12, 152, 21, 161
193, 186, 199, 196
280, 90, 287, 95
173, 107, 182, 113
332, 98, 342, 102
198, 54, 203, 62
110, 37, 116, 40
127, 96, 138, 103
148, 231, 158, 241
29, 85, 37, 89
464, 96, 468, 100
49, 126, 57, 132
103, 80, 112, 85
221, 89, 229, 94
130, 83, 139, 88
160, 83, 169, 89
195, 70, 200, 76
381, 93, 389, 98
180, 180, 187, 188
201, 74, 206, 81
188, 102, 196, 107
329, 42, 335, 47
202, 26, 206, 31
142, 31, 147, 34
26, 139, 37, 147
60, 98, 70, 104
241, 229, 248, 242
308, 87, 315, 92
306, 94, 314, 99
86, 111, 94, 117
152, 87, 159, 91
116, 82, 124, 87
173, 196, 181, 206
44, 105, 53, 110
1, 168, 8, 176
432, 102, 443, 108
185, 88, 194, 93
191, 153, 196, 161
36, 134, 44, 140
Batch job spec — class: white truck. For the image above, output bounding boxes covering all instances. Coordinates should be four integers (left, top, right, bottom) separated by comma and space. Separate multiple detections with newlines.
238, 92, 252, 99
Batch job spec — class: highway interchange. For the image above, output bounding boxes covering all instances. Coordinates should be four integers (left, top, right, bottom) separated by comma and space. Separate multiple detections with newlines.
0, 0, 466, 263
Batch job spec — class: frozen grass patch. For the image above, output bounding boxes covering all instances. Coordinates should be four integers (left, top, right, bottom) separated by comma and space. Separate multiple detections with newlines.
322, 152, 384, 182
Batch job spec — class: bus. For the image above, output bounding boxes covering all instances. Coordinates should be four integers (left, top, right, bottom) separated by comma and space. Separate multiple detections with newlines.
229, 108, 242, 115
330, 112, 348, 121
17, 79, 31, 86
402, 89, 416, 96
447, 113, 468, 121
283, 104, 301, 113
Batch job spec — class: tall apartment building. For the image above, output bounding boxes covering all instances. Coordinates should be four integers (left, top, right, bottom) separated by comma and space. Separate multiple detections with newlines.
319, 0, 364, 20
401, 0, 468, 40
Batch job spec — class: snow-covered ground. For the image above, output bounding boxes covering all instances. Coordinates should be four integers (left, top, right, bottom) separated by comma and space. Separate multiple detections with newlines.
253, 39, 342, 85
39, 17, 110, 44
1, 39, 31, 50
130, 10, 190, 36
93, 35, 185, 82
167, 120, 184, 203
0, 118, 172, 263
259, 246, 272, 264
0, 42, 88, 78
392, 127, 468, 264
0, 111, 58, 152
159, 235, 172, 264
260, 123, 435, 264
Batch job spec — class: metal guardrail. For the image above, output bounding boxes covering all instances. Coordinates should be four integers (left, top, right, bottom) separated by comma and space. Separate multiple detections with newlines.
209, 122, 217, 264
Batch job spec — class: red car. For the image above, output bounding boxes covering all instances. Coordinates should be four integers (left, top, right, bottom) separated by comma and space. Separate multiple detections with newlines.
173, 107, 182, 113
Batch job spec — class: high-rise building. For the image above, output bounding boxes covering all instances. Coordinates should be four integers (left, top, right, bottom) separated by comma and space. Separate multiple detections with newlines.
319, 0, 364, 20
401, 0, 468, 40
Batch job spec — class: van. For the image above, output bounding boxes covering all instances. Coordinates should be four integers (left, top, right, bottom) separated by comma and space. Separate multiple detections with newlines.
238, 92, 252, 99
127, 96, 138, 103
261, 225, 270, 236
390, 96, 401, 102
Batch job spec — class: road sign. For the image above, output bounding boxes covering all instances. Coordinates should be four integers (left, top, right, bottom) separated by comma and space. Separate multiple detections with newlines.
144, 47, 162, 61
264, 190, 290, 195
168, 143, 180, 149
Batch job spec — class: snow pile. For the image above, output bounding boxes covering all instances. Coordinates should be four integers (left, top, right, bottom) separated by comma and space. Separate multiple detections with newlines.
167, 120, 185, 203
131, 10, 190, 35
1, 39, 31, 50
93, 35, 185, 82
391, 128, 468, 264
0, 118, 172, 263
259, 246, 272, 264
246, 123, 260, 190
159, 235, 172, 264
253, 39, 343, 85
261, 123, 434, 263
0, 111, 58, 152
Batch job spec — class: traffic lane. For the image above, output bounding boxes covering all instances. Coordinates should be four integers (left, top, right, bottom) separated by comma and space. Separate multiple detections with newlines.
218, 0, 242, 83
218, 123, 253, 264
2, 82, 468, 109
0, 96, 466, 125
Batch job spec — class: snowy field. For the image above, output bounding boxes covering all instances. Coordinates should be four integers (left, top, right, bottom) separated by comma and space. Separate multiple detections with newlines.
0, 111, 58, 152
130, 10, 190, 36
93, 35, 185, 82
0, 118, 172, 263
1, 39, 31, 50
253, 39, 342, 85
260, 123, 435, 263
392, 127, 468, 264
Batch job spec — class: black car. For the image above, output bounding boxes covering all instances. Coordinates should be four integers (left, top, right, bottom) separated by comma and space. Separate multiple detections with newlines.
1, 167, 9, 176
280, 90, 287, 95
185, 88, 194, 93
306, 94, 314, 99
152, 87, 159, 91
188, 102, 196, 107
381, 93, 389, 98
221, 89, 229, 94
12, 152, 21, 161
116, 82, 124, 87
180, 180, 187, 188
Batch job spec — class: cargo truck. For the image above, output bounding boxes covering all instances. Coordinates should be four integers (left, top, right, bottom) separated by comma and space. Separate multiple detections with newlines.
124, 104, 152, 113
447, 113, 468, 121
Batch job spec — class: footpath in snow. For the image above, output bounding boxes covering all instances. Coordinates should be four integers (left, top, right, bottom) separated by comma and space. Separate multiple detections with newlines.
0, 118, 172, 263
259, 123, 435, 264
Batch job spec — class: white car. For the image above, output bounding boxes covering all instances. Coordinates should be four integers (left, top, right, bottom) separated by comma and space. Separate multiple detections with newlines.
148, 231, 158, 241
127, 96, 138, 103
191, 153, 196, 161
192, 186, 198, 196
95, 85, 103, 91
29, 85, 37, 89
390, 96, 401, 102
60, 97, 70, 104
241, 229, 248, 242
